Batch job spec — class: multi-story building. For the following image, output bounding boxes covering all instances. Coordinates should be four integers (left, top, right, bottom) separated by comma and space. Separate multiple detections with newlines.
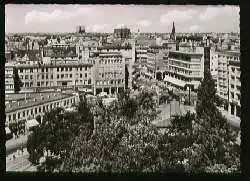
5, 62, 15, 93
76, 25, 85, 34
114, 27, 131, 39
217, 51, 240, 120
93, 52, 126, 95
14, 61, 94, 93
164, 50, 204, 91
228, 51, 241, 120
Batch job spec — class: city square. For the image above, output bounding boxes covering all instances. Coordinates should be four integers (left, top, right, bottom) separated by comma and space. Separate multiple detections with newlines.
4, 4, 240, 173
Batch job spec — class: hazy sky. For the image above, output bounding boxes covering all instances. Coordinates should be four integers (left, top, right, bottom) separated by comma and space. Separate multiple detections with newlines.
5, 4, 240, 33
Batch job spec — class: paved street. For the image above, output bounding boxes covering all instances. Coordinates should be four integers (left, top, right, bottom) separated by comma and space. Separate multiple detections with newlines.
6, 134, 28, 155
6, 148, 37, 172
153, 100, 195, 127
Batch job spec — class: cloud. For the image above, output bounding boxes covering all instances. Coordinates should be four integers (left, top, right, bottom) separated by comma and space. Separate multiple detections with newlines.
199, 6, 239, 21
189, 25, 200, 32
160, 9, 198, 25
24, 8, 90, 24
136, 20, 152, 27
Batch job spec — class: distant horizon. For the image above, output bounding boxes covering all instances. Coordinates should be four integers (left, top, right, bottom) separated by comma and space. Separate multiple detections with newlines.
5, 5, 239, 33
5, 31, 240, 35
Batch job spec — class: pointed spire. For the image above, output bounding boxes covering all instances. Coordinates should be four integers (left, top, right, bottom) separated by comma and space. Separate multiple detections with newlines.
172, 22, 175, 34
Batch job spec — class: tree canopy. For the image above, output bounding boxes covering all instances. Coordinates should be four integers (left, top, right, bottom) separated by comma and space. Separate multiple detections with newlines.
13, 67, 23, 93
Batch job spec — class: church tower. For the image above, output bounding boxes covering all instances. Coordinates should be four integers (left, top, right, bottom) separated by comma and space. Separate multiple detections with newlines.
170, 22, 176, 40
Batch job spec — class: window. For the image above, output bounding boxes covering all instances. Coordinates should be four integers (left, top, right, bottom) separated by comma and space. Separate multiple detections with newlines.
231, 84, 234, 89
35, 108, 37, 114
231, 67, 235, 72
37, 82, 40, 87
231, 92, 234, 99
80, 74, 82, 78
51, 75, 53, 79
42, 68, 44, 72
61, 74, 64, 78
237, 94, 241, 100
57, 67, 59, 72
80, 67, 82, 71
85, 73, 87, 78
70, 74, 72, 78
57, 74, 59, 79
18, 112, 20, 119
46, 68, 48, 72
61, 67, 64, 72
88, 79, 91, 84
25, 75, 28, 79
30, 68, 33, 72
85, 67, 87, 71
20, 69, 23, 73
13, 114, 16, 120
69, 67, 72, 71
66, 67, 68, 71
30, 75, 33, 79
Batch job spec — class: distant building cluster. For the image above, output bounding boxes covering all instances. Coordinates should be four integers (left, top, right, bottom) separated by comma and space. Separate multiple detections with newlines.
5, 22, 240, 129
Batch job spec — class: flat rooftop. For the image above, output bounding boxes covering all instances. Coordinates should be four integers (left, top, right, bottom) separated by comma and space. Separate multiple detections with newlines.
5, 92, 75, 113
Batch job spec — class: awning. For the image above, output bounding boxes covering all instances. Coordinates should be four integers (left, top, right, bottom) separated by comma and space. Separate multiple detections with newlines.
164, 76, 186, 88
5, 127, 11, 134
27, 119, 39, 129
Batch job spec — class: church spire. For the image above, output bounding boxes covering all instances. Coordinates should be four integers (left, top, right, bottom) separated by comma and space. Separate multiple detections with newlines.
170, 21, 176, 40
172, 22, 175, 34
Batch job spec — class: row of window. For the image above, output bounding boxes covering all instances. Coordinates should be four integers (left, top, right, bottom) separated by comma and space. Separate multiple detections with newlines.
218, 55, 239, 61
231, 92, 241, 100
6, 97, 75, 124
99, 59, 122, 64
56, 66, 89, 72
96, 79, 124, 86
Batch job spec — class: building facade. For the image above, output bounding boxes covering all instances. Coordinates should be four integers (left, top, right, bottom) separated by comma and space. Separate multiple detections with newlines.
217, 51, 240, 120
93, 52, 126, 95
5, 93, 77, 129
164, 51, 204, 91
114, 28, 131, 39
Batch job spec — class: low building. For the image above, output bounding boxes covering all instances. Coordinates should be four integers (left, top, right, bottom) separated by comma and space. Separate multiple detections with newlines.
5, 92, 77, 130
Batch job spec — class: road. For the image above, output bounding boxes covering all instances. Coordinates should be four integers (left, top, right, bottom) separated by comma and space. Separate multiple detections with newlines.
6, 148, 37, 172
6, 134, 28, 155
153, 100, 195, 128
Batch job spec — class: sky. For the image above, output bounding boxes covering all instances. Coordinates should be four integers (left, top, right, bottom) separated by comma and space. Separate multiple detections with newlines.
5, 5, 240, 33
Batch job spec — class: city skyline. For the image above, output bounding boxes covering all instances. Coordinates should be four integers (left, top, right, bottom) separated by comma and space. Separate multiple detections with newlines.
5, 5, 240, 33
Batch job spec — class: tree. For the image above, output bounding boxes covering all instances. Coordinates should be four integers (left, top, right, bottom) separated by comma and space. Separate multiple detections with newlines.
61, 114, 164, 172
13, 67, 23, 93
196, 69, 226, 128
115, 89, 138, 120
